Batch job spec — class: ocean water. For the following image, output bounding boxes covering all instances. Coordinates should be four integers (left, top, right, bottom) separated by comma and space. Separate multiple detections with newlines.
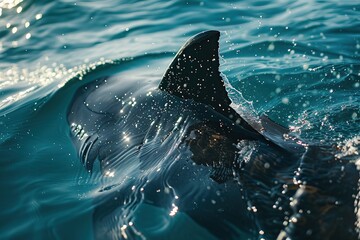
0, 0, 359, 239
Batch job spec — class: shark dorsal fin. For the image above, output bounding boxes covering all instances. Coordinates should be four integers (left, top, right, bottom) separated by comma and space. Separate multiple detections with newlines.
159, 30, 236, 119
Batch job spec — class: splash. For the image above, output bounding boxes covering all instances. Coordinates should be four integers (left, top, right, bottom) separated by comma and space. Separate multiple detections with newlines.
335, 136, 360, 159
335, 136, 360, 237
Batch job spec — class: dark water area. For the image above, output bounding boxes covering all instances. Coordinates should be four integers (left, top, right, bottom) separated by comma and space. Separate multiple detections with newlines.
0, 0, 359, 239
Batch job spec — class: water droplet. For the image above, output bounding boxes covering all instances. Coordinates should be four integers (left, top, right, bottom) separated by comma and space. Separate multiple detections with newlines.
35, 13, 42, 20
268, 42, 275, 51
282, 97, 289, 104
352, 112, 357, 120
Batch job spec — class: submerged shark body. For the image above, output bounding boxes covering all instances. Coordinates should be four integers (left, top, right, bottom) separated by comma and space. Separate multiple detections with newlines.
67, 31, 358, 239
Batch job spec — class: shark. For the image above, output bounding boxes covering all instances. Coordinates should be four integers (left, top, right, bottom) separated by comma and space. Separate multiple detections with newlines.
67, 31, 358, 240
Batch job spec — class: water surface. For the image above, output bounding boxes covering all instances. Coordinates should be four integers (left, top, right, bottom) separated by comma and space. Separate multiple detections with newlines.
0, 0, 359, 239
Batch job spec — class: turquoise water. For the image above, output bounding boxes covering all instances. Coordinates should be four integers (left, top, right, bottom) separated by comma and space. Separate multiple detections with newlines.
0, 0, 359, 239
